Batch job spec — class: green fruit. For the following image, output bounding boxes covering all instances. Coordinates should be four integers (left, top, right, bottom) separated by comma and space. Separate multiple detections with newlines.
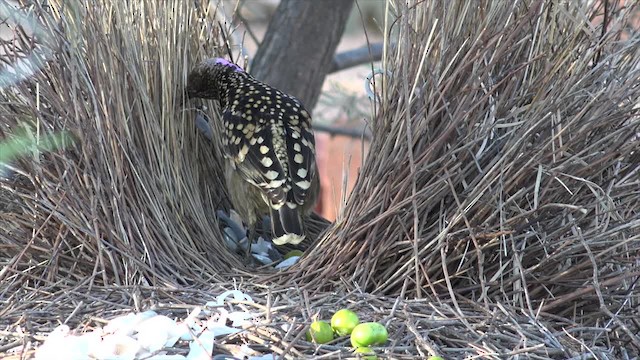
354, 347, 377, 359
350, 322, 388, 348
284, 250, 303, 259
306, 321, 333, 344
331, 309, 360, 336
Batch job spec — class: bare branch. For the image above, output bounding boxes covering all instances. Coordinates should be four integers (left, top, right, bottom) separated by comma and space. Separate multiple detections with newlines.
329, 43, 384, 73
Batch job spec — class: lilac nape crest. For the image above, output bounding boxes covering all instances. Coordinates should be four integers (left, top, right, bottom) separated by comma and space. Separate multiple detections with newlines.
214, 58, 243, 72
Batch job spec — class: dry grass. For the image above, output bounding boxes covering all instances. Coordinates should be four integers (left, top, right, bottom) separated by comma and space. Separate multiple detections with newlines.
280, 0, 640, 355
0, 0, 240, 286
1, 0, 639, 358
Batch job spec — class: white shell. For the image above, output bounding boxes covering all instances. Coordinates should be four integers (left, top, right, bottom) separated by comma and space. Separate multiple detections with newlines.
105, 311, 157, 336
135, 315, 177, 352
186, 329, 215, 360
215, 290, 253, 306
35, 325, 91, 360
89, 333, 140, 360
227, 311, 253, 327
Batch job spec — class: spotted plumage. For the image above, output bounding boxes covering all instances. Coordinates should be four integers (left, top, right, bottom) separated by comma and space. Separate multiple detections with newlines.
187, 58, 319, 245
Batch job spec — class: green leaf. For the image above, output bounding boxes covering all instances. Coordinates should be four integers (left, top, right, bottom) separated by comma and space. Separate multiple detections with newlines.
0, 130, 74, 164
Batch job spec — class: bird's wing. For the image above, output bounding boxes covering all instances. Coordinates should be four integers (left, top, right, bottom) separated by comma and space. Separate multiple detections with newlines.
283, 107, 316, 206
222, 109, 288, 206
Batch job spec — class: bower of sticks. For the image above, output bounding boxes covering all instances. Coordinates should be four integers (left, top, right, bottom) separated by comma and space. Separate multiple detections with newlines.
1, 0, 639, 359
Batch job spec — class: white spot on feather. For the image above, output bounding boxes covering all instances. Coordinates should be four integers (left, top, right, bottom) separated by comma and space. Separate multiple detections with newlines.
296, 180, 311, 189
265, 170, 279, 180
268, 179, 285, 188
238, 145, 249, 162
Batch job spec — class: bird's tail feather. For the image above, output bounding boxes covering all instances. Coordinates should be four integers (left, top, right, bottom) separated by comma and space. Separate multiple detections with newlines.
270, 205, 305, 245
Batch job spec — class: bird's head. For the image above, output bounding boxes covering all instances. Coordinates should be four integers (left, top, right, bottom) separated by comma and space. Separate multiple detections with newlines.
186, 58, 244, 100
